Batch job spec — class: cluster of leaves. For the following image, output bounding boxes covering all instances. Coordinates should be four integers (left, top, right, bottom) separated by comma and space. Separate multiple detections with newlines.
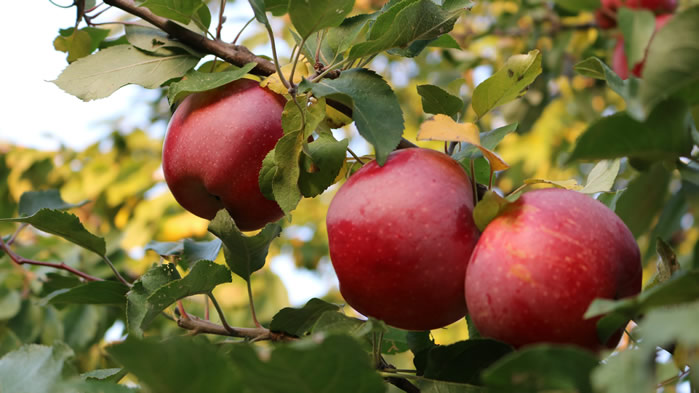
1, 0, 699, 392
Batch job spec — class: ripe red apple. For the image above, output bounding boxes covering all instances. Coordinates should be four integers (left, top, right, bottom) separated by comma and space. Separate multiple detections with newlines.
595, 0, 620, 29
465, 188, 641, 351
326, 148, 480, 331
612, 14, 672, 79
162, 78, 285, 231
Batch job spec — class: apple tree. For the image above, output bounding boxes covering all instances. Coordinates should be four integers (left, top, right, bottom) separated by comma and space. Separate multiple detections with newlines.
0, 0, 698, 392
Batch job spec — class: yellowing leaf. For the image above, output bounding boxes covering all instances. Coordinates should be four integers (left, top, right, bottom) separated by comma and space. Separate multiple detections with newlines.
325, 104, 353, 129
476, 146, 509, 171
524, 178, 583, 190
261, 59, 311, 95
417, 114, 480, 144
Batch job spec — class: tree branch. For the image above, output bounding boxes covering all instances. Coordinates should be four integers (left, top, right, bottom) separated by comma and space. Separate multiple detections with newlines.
101, 0, 276, 76
0, 237, 103, 282
176, 314, 295, 342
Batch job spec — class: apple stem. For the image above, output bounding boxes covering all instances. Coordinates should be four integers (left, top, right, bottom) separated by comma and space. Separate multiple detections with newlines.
470, 159, 479, 205
246, 280, 263, 329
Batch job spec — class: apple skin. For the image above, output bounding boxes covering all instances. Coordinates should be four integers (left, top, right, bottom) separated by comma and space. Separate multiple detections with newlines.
612, 14, 672, 80
464, 188, 641, 351
326, 148, 480, 331
162, 78, 285, 231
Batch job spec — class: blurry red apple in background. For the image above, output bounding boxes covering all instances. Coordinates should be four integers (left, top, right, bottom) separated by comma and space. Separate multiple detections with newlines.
326, 148, 480, 331
612, 14, 672, 79
465, 188, 641, 351
162, 78, 285, 231
595, 0, 676, 29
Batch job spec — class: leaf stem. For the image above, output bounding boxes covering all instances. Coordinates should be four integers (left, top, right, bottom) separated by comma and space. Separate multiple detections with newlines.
264, 24, 290, 88
0, 237, 103, 282
232, 17, 255, 45
470, 159, 478, 205
7, 223, 28, 246
216, 0, 226, 40
289, 35, 308, 88
246, 280, 262, 329
347, 148, 365, 165
208, 291, 235, 333
102, 255, 132, 287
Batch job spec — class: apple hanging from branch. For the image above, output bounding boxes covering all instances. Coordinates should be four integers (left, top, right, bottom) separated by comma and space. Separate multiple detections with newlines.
162, 78, 285, 231
465, 188, 641, 351
326, 148, 481, 331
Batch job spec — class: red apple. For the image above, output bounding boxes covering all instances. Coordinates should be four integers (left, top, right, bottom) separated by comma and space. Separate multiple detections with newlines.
596, 0, 620, 29
625, 0, 677, 13
612, 14, 672, 79
595, 0, 675, 29
162, 78, 285, 231
465, 188, 641, 351
326, 148, 480, 331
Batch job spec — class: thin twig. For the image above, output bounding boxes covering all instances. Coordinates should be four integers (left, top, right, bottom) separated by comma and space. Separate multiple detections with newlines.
7, 223, 28, 246
215, 0, 226, 40
1, 237, 103, 282
204, 293, 210, 320
102, 255, 132, 287
289, 35, 307, 88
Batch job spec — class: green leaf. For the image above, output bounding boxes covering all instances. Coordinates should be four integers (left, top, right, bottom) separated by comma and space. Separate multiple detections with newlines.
281, 96, 327, 137
300, 68, 404, 165
258, 150, 277, 201
618, 8, 656, 68
298, 133, 349, 197
136, 0, 205, 24
0, 288, 21, 321
640, 6, 699, 114
348, 0, 467, 61
453, 123, 518, 161
144, 240, 183, 257
570, 99, 692, 162
54, 27, 110, 63
636, 299, 699, 348
574, 57, 607, 80
553, 0, 600, 11
265, 0, 288, 15
644, 192, 688, 261
208, 210, 282, 282
472, 50, 542, 119
143, 260, 231, 325
45, 281, 128, 305
580, 159, 621, 194
574, 56, 643, 117
52, 45, 199, 101
17, 189, 87, 217
126, 264, 180, 337
230, 335, 386, 393
289, 0, 354, 39
423, 339, 513, 384
591, 347, 654, 393
482, 345, 598, 393
417, 84, 464, 117
272, 131, 305, 214
428, 34, 461, 49
167, 63, 257, 105
614, 164, 671, 238
108, 336, 244, 393
473, 191, 510, 232
586, 270, 699, 329
0, 209, 106, 256
270, 298, 340, 336
323, 14, 374, 60
248, 0, 270, 25
182, 239, 222, 269
0, 343, 74, 393
125, 25, 202, 57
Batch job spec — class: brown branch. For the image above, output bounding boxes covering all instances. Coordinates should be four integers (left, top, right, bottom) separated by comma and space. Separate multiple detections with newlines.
177, 314, 295, 342
0, 237, 103, 282
102, 0, 276, 76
